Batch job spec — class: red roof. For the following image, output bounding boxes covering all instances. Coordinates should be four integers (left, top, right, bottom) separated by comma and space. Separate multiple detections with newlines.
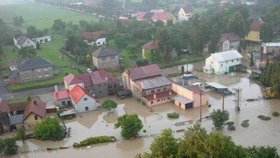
129, 64, 161, 81
52, 90, 70, 100
144, 91, 173, 101
23, 99, 46, 121
0, 98, 10, 113
89, 70, 117, 84
64, 74, 82, 85
81, 31, 105, 41
70, 85, 95, 104
151, 12, 174, 22
142, 40, 159, 50
77, 73, 92, 87
136, 12, 146, 21
250, 20, 262, 31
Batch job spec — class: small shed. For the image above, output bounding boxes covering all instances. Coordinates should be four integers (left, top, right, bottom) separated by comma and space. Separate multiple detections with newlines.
171, 95, 193, 109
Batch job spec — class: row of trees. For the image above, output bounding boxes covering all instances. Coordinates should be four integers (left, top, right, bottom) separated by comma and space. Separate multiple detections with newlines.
137, 124, 279, 158
260, 62, 280, 94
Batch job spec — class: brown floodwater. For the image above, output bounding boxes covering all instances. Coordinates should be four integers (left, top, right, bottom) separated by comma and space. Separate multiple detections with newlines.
2, 69, 280, 158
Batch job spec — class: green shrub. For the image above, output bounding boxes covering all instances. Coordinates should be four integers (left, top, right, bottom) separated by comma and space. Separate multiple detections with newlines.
258, 115, 271, 121
226, 121, 235, 126
241, 120, 249, 128
167, 112, 180, 119
228, 125, 236, 131
73, 136, 116, 148
272, 111, 280, 117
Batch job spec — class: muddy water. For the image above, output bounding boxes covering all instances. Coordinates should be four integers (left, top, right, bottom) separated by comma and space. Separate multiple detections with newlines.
3, 71, 280, 158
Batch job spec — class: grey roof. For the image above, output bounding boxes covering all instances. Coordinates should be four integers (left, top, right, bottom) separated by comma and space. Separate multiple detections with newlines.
211, 50, 242, 62
171, 95, 193, 104
92, 47, 119, 58
135, 76, 172, 90
206, 82, 227, 89
18, 56, 53, 71
16, 35, 31, 46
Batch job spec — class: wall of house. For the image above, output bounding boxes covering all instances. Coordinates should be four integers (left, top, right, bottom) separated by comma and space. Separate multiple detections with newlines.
91, 83, 108, 98
222, 40, 230, 51
24, 113, 43, 129
230, 41, 240, 50
192, 93, 208, 108
172, 83, 194, 99
143, 96, 172, 106
19, 66, 54, 82
142, 86, 171, 96
213, 58, 241, 74
74, 95, 98, 113
56, 98, 71, 107
22, 39, 36, 49
96, 55, 120, 69
121, 71, 130, 90
178, 9, 192, 21
264, 46, 280, 54
33, 36, 51, 44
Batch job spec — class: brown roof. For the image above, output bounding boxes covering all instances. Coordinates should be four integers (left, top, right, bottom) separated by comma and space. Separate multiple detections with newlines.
92, 46, 119, 58
220, 32, 240, 42
151, 12, 174, 22
250, 20, 262, 31
64, 74, 83, 85
89, 70, 117, 84
142, 40, 159, 50
81, 31, 105, 41
0, 98, 10, 113
23, 99, 46, 121
129, 64, 161, 81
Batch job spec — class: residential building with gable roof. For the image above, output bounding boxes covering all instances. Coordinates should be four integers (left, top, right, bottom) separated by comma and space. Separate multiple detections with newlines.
178, 6, 194, 21
13, 35, 36, 49
151, 11, 176, 25
203, 50, 243, 74
141, 40, 159, 60
70, 85, 99, 113
22, 99, 46, 128
122, 64, 174, 106
81, 31, 106, 46
220, 32, 240, 51
0, 99, 10, 133
92, 46, 120, 70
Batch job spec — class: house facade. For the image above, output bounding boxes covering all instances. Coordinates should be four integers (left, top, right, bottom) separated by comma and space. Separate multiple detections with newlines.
262, 42, 280, 55
92, 47, 120, 70
178, 6, 194, 21
13, 35, 36, 49
81, 31, 106, 46
245, 19, 263, 42
122, 64, 173, 106
204, 50, 243, 74
70, 85, 99, 113
17, 57, 54, 82
32, 36, 51, 44
220, 33, 240, 51
23, 100, 46, 129
52, 89, 71, 107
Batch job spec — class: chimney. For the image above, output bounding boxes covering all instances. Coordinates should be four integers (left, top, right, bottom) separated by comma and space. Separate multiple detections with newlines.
54, 85, 58, 92
153, 94, 156, 99
33, 100, 37, 105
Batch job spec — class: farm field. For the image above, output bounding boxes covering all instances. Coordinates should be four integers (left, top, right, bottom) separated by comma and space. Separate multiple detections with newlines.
0, 2, 97, 29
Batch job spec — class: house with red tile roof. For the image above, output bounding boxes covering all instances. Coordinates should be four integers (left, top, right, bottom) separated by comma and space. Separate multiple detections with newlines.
81, 31, 106, 46
0, 99, 10, 133
22, 99, 46, 128
150, 12, 176, 25
64, 70, 117, 98
52, 89, 71, 107
220, 32, 240, 51
136, 12, 147, 21
70, 85, 99, 113
245, 19, 263, 42
141, 40, 159, 60
122, 64, 173, 106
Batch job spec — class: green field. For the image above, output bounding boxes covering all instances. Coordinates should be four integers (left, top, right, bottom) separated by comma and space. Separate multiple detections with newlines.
0, 2, 97, 29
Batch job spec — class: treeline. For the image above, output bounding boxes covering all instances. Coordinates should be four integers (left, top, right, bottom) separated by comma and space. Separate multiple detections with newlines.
260, 62, 280, 94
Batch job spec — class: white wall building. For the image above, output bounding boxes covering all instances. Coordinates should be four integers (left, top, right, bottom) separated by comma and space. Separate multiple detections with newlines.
178, 7, 194, 21
32, 36, 51, 44
204, 50, 242, 74
13, 35, 36, 49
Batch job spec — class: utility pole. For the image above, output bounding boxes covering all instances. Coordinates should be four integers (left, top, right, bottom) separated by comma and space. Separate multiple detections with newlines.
234, 88, 242, 111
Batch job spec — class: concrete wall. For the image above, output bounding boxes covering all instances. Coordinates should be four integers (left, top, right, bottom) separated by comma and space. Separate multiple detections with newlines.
19, 66, 54, 82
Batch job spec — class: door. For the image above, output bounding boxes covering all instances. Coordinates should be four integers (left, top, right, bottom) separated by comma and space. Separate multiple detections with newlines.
229, 66, 235, 73
85, 107, 89, 111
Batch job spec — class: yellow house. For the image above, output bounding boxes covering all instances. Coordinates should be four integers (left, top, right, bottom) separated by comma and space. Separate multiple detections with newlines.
23, 100, 46, 129
245, 20, 263, 42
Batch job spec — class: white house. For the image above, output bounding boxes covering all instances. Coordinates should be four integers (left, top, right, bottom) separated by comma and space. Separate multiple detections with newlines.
220, 33, 240, 51
178, 6, 194, 21
204, 50, 243, 74
32, 36, 51, 44
81, 31, 106, 46
70, 85, 98, 113
262, 42, 280, 55
13, 35, 36, 49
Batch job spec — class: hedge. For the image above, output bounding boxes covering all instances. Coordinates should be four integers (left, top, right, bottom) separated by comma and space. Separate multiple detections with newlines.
73, 136, 116, 148
167, 112, 180, 119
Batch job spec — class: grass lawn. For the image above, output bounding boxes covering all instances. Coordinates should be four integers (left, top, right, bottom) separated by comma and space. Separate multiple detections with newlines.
0, 2, 97, 29
8, 95, 40, 104
158, 54, 205, 68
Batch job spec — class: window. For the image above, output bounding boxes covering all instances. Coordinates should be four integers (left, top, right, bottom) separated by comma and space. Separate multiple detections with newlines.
110, 56, 115, 59
232, 60, 234, 62
226, 61, 228, 64
84, 98, 87, 101
157, 99, 160, 102
85, 107, 89, 111
151, 90, 155, 93
99, 85, 102, 87
163, 87, 167, 91
221, 64, 223, 67
151, 101, 153, 104
34, 115, 38, 120
157, 89, 161, 92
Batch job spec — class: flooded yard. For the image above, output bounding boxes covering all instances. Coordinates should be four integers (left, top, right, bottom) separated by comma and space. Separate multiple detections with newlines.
3, 70, 280, 158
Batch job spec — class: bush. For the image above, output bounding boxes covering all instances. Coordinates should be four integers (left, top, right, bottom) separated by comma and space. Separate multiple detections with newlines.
73, 136, 116, 148
0, 138, 18, 156
210, 110, 229, 129
167, 112, 180, 119
226, 121, 236, 131
15, 127, 26, 141
226, 121, 234, 126
272, 111, 280, 117
241, 120, 249, 128
115, 114, 143, 139
258, 115, 271, 121
101, 99, 117, 111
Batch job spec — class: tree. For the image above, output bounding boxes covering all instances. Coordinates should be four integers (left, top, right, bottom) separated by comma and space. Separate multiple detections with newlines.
210, 109, 229, 129
246, 146, 280, 158
149, 128, 178, 158
0, 138, 18, 156
33, 117, 64, 140
13, 16, 23, 27
227, 11, 249, 38
26, 25, 43, 38
16, 127, 26, 142
260, 23, 273, 42
52, 19, 66, 33
156, 28, 173, 61
101, 99, 117, 111
115, 114, 143, 139
209, 23, 220, 53
18, 46, 37, 58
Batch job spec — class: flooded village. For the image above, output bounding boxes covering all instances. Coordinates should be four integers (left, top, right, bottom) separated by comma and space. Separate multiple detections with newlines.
1, 0, 280, 158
